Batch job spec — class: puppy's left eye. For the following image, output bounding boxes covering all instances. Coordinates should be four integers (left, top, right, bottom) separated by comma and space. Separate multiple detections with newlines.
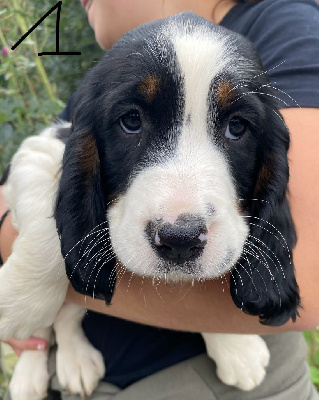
119, 110, 142, 134
225, 117, 248, 140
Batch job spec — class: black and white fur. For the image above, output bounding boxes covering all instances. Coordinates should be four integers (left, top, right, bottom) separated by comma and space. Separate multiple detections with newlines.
0, 13, 300, 399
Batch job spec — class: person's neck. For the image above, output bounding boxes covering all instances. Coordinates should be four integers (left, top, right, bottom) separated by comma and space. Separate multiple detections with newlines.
162, 0, 238, 24
212, 0, 238, 23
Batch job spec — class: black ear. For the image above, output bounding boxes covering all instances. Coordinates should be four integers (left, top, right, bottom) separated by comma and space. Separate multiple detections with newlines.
230, 108, 301, 326
55, 125, 116, 304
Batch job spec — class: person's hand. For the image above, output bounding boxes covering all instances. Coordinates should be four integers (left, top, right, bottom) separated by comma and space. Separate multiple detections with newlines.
0, 186, 17, 263
3, 337, 48, 356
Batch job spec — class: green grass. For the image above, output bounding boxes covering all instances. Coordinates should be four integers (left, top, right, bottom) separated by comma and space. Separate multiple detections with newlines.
0, 343, 18, 397
305, 329, 319, 390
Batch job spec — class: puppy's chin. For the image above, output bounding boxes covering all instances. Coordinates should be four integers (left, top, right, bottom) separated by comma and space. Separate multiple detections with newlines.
156, 260, 201, 281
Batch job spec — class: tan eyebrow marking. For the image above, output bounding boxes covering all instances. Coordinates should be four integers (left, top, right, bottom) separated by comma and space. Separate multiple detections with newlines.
216, 80, 235, 108
139, 75, 161, 103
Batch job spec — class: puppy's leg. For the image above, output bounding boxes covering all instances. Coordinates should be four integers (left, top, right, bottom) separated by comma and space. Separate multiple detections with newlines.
0, 133, 68, 340
54, 304, 105, 398
202, 333, 270, 391
9, 327, 52, 400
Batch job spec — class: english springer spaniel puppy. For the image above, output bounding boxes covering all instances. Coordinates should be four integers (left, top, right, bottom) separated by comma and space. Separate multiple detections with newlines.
0, 13, 300, 400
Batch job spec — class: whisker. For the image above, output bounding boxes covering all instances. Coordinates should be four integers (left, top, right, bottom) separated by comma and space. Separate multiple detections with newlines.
243, 245, 275, 280
153, 276, 166, 304
242, 246, 282, 306
230, 266, 245, 310
263, 83, 300, 108
243, 215, 292, 264
85, 251, 116, 296
69, 241, 114, 281
238, 198, 271, 206
80, 228, 110, 257
235, 259, 261, 299
231, 91, 290, 108
58, 222, 109, 278
246, 234, 285, 277
249, 221, 289, 256
241, 254, 267, 292
229, 61, 286, 93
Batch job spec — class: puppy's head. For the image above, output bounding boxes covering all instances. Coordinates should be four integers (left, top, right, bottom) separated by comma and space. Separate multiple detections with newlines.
55, 13, 300, 324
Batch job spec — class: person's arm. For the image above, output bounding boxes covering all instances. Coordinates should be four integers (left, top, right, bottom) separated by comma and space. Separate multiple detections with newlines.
0, 191, 16, 263
1, 108, 319, 337
67, 107, 319, 334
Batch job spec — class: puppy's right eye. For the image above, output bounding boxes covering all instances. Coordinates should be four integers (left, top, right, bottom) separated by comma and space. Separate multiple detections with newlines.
119, 110, 142, 134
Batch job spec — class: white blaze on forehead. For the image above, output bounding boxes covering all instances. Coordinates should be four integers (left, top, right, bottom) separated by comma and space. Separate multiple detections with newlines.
170, 25, 228, 127
160, 23, 236, 203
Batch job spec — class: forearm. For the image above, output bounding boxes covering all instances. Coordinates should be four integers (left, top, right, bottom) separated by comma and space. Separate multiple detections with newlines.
66, 267, 312, 334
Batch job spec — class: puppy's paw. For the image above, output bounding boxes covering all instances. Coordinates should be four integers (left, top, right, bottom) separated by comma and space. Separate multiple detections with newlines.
9, 350, 49, 400
203, 333, 270, 391
57, 335, 105, 397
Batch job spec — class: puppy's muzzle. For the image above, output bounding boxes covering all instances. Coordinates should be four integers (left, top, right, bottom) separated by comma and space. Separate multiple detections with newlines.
146, 213, 208, 264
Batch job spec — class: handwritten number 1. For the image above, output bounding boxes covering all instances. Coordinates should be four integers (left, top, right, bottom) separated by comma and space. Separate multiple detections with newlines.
11, 1, 81, 56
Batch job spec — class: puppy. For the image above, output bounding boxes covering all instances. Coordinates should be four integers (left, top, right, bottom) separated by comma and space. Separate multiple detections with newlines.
0, 13, 300, 399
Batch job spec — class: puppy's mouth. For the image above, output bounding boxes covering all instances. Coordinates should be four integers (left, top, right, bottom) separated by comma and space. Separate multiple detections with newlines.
155, 247, 236, 281
156, 259, 202, 277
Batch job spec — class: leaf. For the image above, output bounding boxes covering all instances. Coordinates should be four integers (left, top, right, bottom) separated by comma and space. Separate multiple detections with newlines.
310, 366, 319, 384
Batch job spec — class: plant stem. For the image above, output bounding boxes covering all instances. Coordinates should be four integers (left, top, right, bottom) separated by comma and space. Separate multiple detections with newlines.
11, 0, 57, 101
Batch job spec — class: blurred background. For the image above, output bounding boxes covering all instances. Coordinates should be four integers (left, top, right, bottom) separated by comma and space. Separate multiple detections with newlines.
0, 0, 318, 397
0, 0, 103, 175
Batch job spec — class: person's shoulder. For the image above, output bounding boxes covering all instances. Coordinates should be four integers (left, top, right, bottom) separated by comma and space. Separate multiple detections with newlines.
222, 0, 319, 35
222, 0, 319, 108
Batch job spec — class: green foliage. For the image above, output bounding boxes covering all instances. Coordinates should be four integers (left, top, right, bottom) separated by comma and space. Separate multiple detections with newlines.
304, 330, 319, 389
0, 0, 103, 175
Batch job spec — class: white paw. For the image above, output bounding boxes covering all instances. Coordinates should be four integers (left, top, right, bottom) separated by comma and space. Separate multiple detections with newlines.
0, 265, 67, 340
9, 350, 49, 400
203, 333, 270, 391
57, 336, 105, 397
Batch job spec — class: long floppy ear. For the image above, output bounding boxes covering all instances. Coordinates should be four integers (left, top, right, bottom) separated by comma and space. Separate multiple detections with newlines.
230, 106, 301, 326
55, 125, 116, 304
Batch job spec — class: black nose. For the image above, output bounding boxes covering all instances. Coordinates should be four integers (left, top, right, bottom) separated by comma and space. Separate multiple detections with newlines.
146, 214, 208, 264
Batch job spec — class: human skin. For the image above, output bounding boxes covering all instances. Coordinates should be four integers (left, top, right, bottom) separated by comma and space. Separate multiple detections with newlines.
1, 0, 319, 351
83, 0, 238, 49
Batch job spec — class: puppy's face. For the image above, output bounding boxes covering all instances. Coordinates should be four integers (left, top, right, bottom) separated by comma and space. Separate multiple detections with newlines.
57, 13, 300, 324
96, 18, 264, 280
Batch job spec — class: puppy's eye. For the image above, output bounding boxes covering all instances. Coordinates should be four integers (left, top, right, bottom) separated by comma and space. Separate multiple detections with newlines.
119, 110, 142, 134
225, 117, 247, 140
